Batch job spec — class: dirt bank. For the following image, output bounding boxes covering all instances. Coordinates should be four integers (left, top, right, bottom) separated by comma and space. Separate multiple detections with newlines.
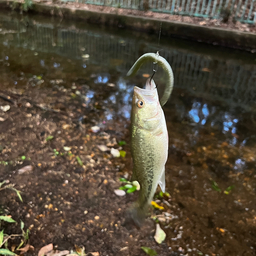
1, 0, 256, 50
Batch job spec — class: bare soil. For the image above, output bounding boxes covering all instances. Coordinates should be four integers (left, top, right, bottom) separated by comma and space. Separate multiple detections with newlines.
0, 84, 172, 256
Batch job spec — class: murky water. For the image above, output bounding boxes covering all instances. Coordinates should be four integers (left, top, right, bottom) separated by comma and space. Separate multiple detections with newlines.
1, 11, 256, 256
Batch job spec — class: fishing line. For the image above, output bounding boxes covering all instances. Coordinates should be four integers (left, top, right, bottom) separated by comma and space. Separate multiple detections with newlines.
150, 22, 162, 86
158, 22, 162, 48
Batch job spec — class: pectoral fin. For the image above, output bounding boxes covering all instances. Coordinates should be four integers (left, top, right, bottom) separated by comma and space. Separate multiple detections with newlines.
158, 169, 165, 193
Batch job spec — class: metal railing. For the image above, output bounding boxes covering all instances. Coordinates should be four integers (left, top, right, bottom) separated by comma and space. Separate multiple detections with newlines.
67, 0, 256, 24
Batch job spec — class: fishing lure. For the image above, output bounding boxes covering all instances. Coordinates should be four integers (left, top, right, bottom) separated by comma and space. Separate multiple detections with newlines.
127, 52, 174, 107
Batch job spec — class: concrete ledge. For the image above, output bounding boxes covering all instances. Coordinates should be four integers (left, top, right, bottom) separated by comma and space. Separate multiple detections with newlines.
1, 1, 256, 50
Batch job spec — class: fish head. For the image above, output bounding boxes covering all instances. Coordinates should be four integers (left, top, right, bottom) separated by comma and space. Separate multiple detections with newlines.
131, 79, 162, 131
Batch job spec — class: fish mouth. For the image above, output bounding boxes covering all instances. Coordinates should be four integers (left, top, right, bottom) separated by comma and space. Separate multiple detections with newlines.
133, 86, 157, 104
134, 86, 156, 96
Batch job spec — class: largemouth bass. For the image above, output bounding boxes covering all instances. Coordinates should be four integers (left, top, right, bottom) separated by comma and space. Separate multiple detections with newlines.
127, 53, 174, 226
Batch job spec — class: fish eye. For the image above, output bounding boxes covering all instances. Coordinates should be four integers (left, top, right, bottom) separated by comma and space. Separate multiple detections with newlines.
137, 100, 144, 108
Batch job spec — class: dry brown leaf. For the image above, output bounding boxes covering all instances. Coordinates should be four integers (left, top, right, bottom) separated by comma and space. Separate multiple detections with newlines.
49, 250, 69, 256
38, 243, 53, 256
18, 165, 33, 175
18, 244, 34, 254
74, 245, 84, 255
90, 253, 100, 256
97, 145, 110, 152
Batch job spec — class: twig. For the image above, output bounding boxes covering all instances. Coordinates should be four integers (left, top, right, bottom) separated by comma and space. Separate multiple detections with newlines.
0, 234, 22, 248
0, 94, 15, 104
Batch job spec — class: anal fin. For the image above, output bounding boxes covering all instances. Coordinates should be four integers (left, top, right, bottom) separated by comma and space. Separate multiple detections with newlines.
158, 168, 165, 193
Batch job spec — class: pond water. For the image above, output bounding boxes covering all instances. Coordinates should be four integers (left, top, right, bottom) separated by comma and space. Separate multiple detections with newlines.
0, 10, 256, 256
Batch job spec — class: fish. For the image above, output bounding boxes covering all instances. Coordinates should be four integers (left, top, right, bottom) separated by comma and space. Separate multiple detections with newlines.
126, 53, 174, 226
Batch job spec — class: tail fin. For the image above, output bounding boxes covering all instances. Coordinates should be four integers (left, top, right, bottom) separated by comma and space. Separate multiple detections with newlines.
125, 203, 149, 228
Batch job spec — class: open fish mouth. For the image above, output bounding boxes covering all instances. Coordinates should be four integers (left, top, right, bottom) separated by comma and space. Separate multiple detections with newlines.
134, 85, 156, 96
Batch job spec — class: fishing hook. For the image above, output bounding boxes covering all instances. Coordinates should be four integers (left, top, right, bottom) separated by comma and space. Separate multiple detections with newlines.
149, 59, 158, 87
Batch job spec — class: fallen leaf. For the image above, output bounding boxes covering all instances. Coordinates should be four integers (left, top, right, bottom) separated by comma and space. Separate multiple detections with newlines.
90, 252, 99, 256
97, 145, 110, 152
63, 147, 71, 151
0, 105, 10, 112
120, 247, 128, 251
49, 250, 69, 256
38, 243, 53, 256
18, 165, 33, 175
91, 126, 100, 133
111, 148, 120, 157
141, 246, 157, 256
114, 189, 126, 196
154, 224, 166, 244
119, 150, 126, 157
62, 124, 70, 130
151, 201, 164, 210
18, 244, 34, 253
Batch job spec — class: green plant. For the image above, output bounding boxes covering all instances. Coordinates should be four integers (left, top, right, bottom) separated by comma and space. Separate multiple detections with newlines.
119, 178, 140, 194
53, 149, 59, 156
211, 180, 234, 194
22, 0, 33, 11
76, 156, 83, 166
0, 161, 8, 166
0, 181, 22, 202
0, 218, 30, 255
46, 135, 54, 141
11, 0, 33, 12
0, 182, 29, 255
